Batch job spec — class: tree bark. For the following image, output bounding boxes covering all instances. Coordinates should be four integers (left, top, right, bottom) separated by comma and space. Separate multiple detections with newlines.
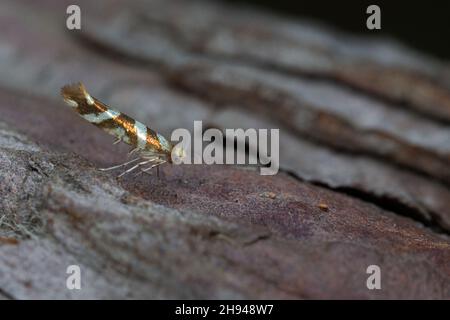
0, 0, 449, 299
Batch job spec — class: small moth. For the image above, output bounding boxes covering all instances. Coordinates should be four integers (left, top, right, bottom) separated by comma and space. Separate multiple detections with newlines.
61, 82, 183, 177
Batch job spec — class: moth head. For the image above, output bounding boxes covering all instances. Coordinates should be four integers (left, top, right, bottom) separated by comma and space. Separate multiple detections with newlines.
171, 144, 189, 165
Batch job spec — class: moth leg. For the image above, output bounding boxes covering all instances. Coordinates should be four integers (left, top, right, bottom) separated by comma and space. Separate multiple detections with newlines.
132, 158, 162, 177
117, 159, 156, 178
137, 162, 162, 177
141, 160, 166, 174
128, 147, 140, 156
113, 138, 122, 145
99, 157, 140, 171
143, 156, 160, 162
157, 160, 168, 179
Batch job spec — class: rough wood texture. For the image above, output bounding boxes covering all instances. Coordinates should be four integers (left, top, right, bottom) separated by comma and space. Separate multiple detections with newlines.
0, 0, 449, 299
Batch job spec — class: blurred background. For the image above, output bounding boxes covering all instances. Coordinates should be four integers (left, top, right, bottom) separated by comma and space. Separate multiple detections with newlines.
224, 0, 450, 59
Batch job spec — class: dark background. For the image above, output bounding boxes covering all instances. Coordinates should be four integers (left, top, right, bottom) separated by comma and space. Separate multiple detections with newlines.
223, 0, 450, 60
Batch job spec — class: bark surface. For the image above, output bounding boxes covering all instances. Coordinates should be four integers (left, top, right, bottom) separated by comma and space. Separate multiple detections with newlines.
0, 0, 449, 299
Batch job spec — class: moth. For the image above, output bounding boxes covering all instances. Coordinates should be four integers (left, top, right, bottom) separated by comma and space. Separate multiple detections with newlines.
61, 82, 183, 177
